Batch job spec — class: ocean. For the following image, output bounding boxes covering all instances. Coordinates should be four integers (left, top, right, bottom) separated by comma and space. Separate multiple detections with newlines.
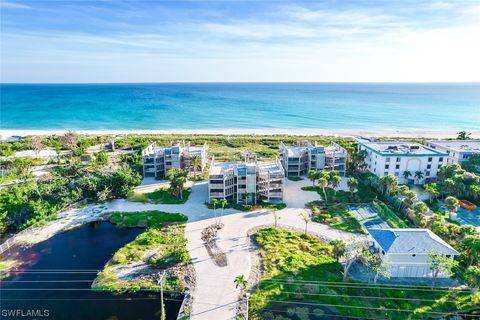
1, 83, 479, 131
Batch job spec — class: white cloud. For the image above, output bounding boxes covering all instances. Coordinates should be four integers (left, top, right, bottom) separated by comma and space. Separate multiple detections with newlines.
1, 2, 480, 82
0, 1, 31, 9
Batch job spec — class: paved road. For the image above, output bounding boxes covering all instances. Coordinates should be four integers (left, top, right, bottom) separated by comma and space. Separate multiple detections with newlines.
185, 178, 364, 320
2, 177, 364, 320
107, 180, 239, 222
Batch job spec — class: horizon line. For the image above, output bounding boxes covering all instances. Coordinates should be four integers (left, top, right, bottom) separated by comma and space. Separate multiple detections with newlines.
2, 81, 480, 85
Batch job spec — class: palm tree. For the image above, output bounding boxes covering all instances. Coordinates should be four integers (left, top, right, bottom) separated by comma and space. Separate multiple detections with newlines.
329, 239, 346, 262
386, 175, 398, 195
403, 170, 412, 183
402, 191, 418, 214
330, 175, 341, 195
167, 168, 187, 199
308, 170, 317, 186
352, 149, 368, 172
347, 177, 358, 196
444, 196, 459, 220
299, 212, 310, 235
424, 183, 440, 203
397, 185, 410, 210
234, 275, 248, 297
414, 171, 424, 184
379, 176, 388, 195
319, 177, 329, 201
271, 208, 280, 227
220, 198, 228, 222
190, 155, 202, 178
210, 198, 219, 222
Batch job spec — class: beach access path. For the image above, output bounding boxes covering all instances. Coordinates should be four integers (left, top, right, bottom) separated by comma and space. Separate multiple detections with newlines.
113, 178, 361, 320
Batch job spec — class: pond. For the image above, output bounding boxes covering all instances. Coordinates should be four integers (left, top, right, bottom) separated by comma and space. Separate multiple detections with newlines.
1, 222, 183, 320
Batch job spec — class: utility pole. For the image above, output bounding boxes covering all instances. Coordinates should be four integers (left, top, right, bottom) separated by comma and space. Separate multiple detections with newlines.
158, 270, 166, 320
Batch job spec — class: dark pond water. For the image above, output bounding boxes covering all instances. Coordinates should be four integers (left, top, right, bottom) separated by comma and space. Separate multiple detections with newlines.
1, 222, 183, 320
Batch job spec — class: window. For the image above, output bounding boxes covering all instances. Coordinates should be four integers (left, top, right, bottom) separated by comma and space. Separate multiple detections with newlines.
446, 255, 451, 258
396, 164, 400, 169
384, 172, 388, 176
428, 157, 432, 162
394, 172, 399, 176
427, 164, 431, 169
386, 157, 390, 162
381, 250, 385, 255
396, 157, 400, 162
439, 157, 444, 162
385, 164, 389, 169
412, 254, 416, 257
426, 171, 431, 176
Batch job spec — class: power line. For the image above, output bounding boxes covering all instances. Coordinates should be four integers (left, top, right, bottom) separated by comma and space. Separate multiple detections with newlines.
1, 280, 94, 283
261, 299, 474, 317
252, 290, 462, 304
1, 298, 184, 302
259, 279, 473, 293
0, 288, 183, 293
261, 307, 377, 320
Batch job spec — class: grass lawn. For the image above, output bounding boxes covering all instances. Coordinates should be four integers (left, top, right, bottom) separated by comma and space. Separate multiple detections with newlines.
128, 187, 191, 204
287, 176, 303, 182
301, 183, 376, 204
249, 228, 478, 320
94, 211, 189, 293
110, 210, 187, 228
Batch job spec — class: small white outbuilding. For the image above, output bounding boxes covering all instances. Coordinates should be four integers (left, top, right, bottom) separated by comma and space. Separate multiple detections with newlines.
368, 228, 459, 278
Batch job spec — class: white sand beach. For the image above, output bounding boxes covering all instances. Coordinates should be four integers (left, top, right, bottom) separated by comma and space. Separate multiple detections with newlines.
1, 128, 479, 140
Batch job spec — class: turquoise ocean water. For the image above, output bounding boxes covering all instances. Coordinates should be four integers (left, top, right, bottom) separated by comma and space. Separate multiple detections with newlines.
0, 83, 479, 131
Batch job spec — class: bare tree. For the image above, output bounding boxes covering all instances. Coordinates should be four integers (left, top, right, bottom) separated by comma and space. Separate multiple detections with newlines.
30, 136, 44, 159
342, 241, 366, 281
61, 131, 79, 151
428, 250, 457, 287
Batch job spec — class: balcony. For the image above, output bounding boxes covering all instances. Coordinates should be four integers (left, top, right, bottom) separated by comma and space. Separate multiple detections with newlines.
210, 192, 224, 197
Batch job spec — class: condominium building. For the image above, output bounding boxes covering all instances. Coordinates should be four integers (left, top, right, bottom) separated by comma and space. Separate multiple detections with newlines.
142, 141, 209, 178
425, 140, 480, 165
358, 140, 447, 184
208, 156, 285, 204
279, 141, 347, 177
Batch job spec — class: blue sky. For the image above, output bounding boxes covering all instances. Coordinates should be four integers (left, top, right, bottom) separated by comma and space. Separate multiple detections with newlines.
1, 0, 479, 82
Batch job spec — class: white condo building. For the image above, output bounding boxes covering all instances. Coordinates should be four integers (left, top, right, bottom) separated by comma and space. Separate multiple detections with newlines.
208, 156, 285, 204
358, 141, 447, 184
279, 141, 347, 177
142, 141, 209, 178
425, 140, 480, 165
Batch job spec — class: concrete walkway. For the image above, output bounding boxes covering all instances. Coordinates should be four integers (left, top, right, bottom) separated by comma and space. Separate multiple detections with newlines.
186, 207, 362, 320
2, 177, 364, 320
106, 180, 239, 222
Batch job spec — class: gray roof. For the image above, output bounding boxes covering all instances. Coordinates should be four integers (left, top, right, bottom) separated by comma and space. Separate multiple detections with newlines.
368, 228, 459, 255
360, 141, 447, 156
426, 140, 480, 153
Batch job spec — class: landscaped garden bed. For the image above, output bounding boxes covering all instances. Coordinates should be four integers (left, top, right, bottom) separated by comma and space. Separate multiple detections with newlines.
93, 211, 192, 293
248, 227, 479, 320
